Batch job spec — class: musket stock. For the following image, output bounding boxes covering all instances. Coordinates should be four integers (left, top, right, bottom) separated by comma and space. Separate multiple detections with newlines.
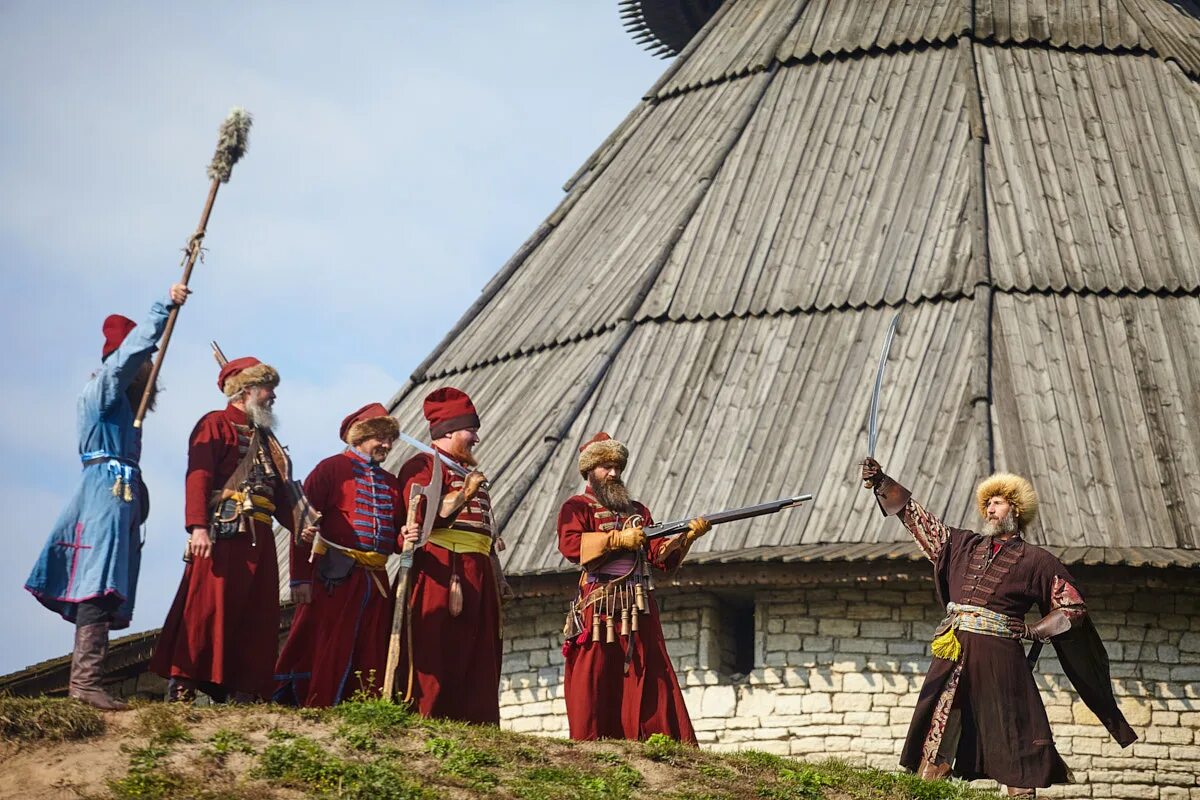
643, 494, 813, 540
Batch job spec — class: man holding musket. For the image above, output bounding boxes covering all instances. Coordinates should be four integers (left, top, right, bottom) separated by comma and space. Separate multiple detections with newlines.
860, 457, 1135, 796
395, 387, 511, 723
150, 356, 313, 702
274, 403, 408, 706
25, 284, 189, 710
558, 432, 710, 743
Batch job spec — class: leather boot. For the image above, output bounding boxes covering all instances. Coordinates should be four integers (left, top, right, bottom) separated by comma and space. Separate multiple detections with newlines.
1007, 788, 1036, 798
918, 758, 951, 781
69, 623, 128, 711
167, 678, 197, 703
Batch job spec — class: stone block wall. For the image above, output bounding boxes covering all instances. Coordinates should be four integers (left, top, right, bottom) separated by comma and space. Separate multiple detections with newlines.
500, 569, 1200, 800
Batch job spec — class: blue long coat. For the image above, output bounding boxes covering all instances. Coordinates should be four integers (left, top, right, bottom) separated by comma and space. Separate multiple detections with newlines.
25, 297, 171, 629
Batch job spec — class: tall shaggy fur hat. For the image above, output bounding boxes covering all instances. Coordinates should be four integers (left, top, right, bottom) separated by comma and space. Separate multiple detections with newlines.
578, 432, 628, 477
341, 402, 400, 445
976, 472, 1039, 530
218, 356, 280, 398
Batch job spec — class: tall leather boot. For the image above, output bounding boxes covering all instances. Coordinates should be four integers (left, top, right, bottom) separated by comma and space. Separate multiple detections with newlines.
69, 623, 129, 711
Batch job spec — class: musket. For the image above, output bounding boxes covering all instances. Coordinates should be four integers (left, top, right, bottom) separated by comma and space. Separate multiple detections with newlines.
209, 340, 319, 535
643, 494, 813, 540
383, 483, 424, 702
867, 310, 902, 457
134, 108, 253, 428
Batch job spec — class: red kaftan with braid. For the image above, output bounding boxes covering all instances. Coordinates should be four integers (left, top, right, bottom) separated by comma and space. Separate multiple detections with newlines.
558, 487, 696, 744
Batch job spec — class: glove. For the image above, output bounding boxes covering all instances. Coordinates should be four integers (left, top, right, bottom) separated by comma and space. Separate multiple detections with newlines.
1008, 609, 1074, 642
579, 527, 645, 565
610, 527, 646, 551
685, 517, 711, 544
860, 457, 887, 489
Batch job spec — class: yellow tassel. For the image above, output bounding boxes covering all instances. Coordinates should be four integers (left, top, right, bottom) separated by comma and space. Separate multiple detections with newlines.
931, 628, 962, 662
112, 478, 123, 498
123, 482, 133, 502
448, 573, 463, 617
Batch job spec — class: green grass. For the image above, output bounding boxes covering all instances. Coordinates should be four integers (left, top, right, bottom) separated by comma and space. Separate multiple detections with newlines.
6, 696, 1003, 800
0, 694, 105, 742
256, 733, 430, 800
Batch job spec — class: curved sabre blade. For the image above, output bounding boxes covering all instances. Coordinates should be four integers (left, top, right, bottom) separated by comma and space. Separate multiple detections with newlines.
867, 311, 902, 458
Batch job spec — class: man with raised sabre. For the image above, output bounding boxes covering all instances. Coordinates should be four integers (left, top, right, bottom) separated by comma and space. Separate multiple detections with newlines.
395, 387, 511, 723
558, 432, 711, 744
274, 403, 410, 706
860, 457, 1136, 795
150, 356, 314, 702
25, 283, 190, 710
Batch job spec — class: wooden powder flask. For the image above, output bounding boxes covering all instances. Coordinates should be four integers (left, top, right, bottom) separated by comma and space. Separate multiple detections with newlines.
620, 587, 632, 637
591, 597, 602, 642
605, 590, 616, 644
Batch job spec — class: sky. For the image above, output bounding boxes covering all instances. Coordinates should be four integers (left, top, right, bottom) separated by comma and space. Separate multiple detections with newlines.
0, 2, 665, 676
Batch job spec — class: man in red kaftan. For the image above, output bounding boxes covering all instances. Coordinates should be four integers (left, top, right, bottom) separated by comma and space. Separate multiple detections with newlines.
273, 403, 405, 706
557, 432, 710, 744
394, 387, 511, 724
150, 357, 311, 702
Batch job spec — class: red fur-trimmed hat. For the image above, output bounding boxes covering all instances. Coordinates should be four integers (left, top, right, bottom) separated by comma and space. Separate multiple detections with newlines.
424, 387, 480, 438
101, 315, 137, 360
218, 356, 280, 398
341, 402, 400, 445
578, 432, 628, 477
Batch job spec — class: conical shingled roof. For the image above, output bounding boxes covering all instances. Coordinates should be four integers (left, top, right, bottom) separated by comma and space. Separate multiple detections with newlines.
383, 0, 1200, 576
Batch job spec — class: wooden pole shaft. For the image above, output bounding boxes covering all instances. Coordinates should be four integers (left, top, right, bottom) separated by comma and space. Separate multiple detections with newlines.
133, 178, 221, 428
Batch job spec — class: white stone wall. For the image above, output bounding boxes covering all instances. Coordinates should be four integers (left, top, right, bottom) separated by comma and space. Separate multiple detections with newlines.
499, 572, 1200, 800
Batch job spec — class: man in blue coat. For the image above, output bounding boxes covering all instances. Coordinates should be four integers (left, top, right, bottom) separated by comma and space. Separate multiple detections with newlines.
26, 282, 189, 709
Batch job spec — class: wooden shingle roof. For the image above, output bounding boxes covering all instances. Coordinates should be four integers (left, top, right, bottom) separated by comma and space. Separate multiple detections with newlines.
382, 0, 1200, 577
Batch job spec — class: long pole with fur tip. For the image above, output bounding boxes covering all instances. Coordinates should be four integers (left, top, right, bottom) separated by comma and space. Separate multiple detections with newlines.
133, 107, 253, 428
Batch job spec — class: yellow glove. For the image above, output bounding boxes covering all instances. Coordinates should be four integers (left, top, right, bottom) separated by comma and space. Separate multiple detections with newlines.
610, 527, 646, 551
685, 517, 711, 544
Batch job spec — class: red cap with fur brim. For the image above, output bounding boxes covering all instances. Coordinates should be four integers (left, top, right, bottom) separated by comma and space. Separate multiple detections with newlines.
341, 402, 400, 445
218, 357, 280, 398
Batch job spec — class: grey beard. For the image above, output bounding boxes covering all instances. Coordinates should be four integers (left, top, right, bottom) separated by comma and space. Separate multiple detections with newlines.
983, 514, 1018, 538
590, 475, 635, 515
245, 398, 277, 430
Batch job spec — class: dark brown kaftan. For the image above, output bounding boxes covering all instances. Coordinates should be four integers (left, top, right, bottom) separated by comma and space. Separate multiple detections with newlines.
875, 481, 1136, 789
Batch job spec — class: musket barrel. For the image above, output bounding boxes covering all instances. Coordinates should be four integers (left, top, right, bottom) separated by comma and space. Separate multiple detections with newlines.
644, 493, 812, 539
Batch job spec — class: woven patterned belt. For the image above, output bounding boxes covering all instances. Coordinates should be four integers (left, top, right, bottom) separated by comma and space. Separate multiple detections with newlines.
930, 602, 1019, 662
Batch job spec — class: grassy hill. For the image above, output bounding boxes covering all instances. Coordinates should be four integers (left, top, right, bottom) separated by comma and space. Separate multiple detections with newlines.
0, 694, 1000, 800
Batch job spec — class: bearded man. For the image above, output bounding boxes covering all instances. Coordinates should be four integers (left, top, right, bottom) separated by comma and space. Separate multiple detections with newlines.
557, 432, 710, 744
274, 403, 407, 707
25, 284, 189, 710
860, 457, 1136, 796
394, 387, 511, 724
150, 357, 311, 702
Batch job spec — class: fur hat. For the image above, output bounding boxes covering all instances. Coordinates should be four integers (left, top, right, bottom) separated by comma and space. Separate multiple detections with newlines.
976, 472, 1039, 530
341, 402, 400, 445
424, 387, 480, 439
218, 357, 280, 398
101, 314, 137, 360
578, 432, 628, 477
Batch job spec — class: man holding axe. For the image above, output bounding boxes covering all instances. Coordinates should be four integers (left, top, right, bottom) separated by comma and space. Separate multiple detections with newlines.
25, 283, 189, 710
150, 356, 316, 702
273, 403, 409, 707
391, 387, 511, 723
